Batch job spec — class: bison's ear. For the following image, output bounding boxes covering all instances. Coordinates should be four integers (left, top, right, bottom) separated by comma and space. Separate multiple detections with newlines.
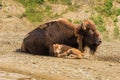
75, 26, 85, 36
75, 26, 81, 35
81, 22, 86, 30
74, 26, 84, 52
74, 26, 84, 38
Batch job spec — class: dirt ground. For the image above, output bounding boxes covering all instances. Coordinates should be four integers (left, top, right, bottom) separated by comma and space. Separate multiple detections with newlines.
0, 28, 120, 80
0, 0, 120, 80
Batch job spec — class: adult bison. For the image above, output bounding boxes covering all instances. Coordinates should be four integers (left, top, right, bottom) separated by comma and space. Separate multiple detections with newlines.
21, 18, 102, 56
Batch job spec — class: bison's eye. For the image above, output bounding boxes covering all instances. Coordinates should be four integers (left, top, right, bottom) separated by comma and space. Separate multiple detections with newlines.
89, 30, 94, 34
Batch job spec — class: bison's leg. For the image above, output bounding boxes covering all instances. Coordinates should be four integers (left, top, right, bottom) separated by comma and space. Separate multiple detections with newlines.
58, 52, 68, 58
67, 54, 78, 59
67, 49, 84, 59
67, 54, 83, 59
75, 53, 84, 59
56, 50, 76, 59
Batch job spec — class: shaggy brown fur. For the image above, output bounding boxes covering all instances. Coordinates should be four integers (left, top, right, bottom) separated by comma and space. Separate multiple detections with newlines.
21, 18, 101, 56
53, 44, 84, 59
75, 20, 101, 54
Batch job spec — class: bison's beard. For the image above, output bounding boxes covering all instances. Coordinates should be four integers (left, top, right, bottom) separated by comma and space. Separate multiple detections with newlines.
83, 40, 98, 55
89, 44, 98, 55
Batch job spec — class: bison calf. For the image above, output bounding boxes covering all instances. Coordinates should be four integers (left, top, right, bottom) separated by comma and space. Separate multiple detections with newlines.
53, 44, 84, 59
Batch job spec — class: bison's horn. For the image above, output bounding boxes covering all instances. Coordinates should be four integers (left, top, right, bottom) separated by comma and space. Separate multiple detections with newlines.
81, 21, 86, 30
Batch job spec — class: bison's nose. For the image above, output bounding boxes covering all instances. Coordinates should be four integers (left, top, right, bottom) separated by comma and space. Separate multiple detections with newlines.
96, 39, 102, 46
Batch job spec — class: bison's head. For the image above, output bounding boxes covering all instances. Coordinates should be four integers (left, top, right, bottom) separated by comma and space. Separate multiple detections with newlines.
76, 20, 102, 54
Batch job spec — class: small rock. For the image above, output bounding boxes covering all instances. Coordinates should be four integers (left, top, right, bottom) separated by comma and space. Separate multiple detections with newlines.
87, 67, 91, 70
118, 60, 120, 63
32, 62, 36, 64
0, 5, 2, 10
108, 63, 114, 66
